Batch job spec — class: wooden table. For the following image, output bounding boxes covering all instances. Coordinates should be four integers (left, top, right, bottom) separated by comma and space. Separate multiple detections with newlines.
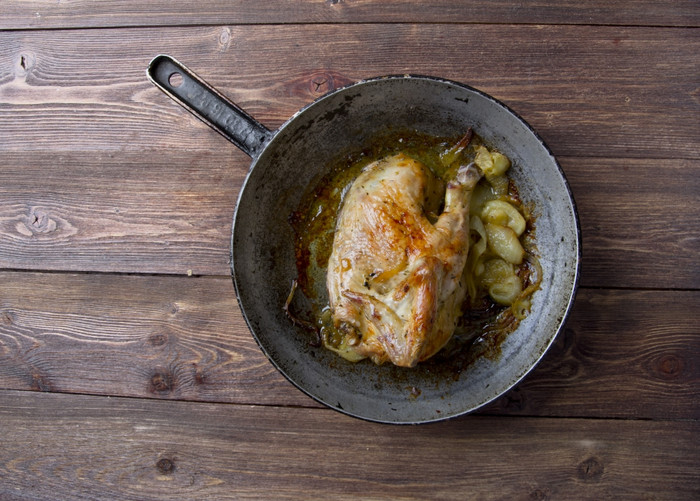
1, 2, 698, 499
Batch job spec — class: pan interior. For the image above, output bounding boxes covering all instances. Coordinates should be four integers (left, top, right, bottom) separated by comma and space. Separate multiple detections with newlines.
232, 76, 579, 423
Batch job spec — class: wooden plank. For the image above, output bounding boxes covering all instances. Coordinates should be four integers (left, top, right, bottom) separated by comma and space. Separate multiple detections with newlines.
1, 272, 697, 420
0, 150, 246, 275
0, 272, 309, 407
0, 25, 697, 160
563, 156, 700, 290
482, 288, 700, 419
0, 390, 698, 501
0, 25, 698, 286
1, 0, 698, 30
1, 152, 697, 289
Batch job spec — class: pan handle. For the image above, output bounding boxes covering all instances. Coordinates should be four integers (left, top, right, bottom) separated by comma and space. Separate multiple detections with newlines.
147, 54, 272, 159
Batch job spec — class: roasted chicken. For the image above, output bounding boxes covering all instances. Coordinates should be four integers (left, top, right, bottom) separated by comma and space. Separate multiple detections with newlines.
326, 152, 482, 367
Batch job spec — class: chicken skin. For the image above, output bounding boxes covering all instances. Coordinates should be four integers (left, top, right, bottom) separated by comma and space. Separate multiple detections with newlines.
326, 152, 482, 367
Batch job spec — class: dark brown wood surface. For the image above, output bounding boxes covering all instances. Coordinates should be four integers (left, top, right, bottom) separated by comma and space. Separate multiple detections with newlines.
2, 390, 698, 501
2, 0, 699, 29
1, 1, 698, 499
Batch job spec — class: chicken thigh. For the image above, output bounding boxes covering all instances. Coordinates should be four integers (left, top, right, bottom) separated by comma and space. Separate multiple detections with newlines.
326, 152, 482, 367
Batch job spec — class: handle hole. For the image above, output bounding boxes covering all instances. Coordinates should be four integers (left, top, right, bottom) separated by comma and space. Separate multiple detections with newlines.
168, 72, 184, 88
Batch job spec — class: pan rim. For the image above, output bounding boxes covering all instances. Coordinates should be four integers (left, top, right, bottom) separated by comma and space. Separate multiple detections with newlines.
229, 75, 581, 424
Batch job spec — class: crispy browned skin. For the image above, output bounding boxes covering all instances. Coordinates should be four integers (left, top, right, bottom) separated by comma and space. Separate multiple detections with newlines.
327, 153, 482, 367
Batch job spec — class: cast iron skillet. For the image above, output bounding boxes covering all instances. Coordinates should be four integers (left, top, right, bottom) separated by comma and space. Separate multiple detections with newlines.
147, 54, 580, 424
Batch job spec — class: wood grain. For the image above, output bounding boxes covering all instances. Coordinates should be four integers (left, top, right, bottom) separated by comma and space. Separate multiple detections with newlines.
0, 150, 246, 275
563, 156, 700, 290
0, 25, 697, 160
1, 0, 698, 30
1, 151, 697, 288
1, 272, 697, 420
482, 288, 700, 420
0, 390, 697, 501
1, 25, 698, 287
0, 272, 306, 407
1, 2, 697, 499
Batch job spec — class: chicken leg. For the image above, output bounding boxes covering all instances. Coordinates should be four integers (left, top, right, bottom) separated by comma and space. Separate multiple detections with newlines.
326, 152, 482, 367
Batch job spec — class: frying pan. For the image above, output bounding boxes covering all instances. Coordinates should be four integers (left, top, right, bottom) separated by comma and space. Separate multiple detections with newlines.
147, 55, 580, 424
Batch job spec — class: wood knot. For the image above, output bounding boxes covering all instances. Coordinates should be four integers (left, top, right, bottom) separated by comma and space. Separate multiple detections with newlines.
16, 208, 58, 237
654, 353, 684, 380
289, 70, 354, 98
218, 27, 232, 51
148, 332, 169, 347
156, 458, 176, 475
16, 52, 35, 76
149, 370, 175, 395
0, 310, 14, 325
192, 364, 207, 385
31, 372, 54, 392
577, 457, 604, 481
312, 77, 328, 93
